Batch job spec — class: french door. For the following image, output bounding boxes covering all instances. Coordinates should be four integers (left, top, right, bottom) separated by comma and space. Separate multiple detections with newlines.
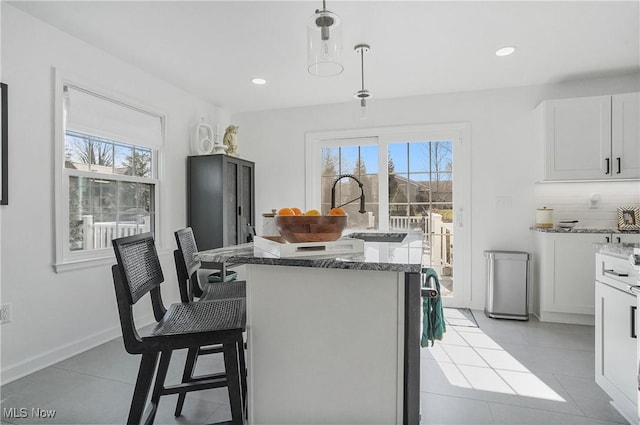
306, 124, 471, 307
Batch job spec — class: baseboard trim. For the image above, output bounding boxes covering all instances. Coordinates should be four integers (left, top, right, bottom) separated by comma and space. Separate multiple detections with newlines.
535, 311, 595, 326
1, 314, 155, 385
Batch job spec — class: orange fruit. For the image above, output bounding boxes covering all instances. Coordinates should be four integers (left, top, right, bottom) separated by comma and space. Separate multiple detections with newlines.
328, 207, 347, 216
291, 207, 303, 215
277, 208, 295, 216
305, 209, 321, 216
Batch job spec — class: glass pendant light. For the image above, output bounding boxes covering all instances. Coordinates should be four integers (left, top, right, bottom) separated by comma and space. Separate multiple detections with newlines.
307, 0, 343, 77
354, 44, 372, 120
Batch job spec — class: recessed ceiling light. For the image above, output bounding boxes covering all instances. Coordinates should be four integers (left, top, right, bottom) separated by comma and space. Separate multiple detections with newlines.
495, 46, 516, 57
251, 78, 267, 85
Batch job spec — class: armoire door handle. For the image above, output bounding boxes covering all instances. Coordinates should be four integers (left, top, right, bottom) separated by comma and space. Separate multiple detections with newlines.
605, 158, 610, 175
631, 306, 637, 339
616, 157, 621, 174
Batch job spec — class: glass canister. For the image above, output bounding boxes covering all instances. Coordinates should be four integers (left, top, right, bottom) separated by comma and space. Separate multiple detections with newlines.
535, 207, 554, 228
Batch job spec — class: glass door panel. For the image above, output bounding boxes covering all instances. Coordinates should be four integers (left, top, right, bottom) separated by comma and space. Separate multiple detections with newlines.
225, 160, 238, 246
388, 140, 454, 298
320, 145, 379, 230
241, 162, 254, 243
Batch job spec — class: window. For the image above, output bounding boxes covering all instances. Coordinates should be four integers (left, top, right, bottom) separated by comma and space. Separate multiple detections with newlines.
321, 144, 379, 229
65, 131, 156, 252
54, 73, 164, 271
387, 141, 453, 228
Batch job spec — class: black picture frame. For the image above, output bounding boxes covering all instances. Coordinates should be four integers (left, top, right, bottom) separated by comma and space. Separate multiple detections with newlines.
1, 82, 7, 205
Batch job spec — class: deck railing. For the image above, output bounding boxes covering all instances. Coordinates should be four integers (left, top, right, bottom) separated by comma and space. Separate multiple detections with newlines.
389, 215, 426, 231
82, 215, 150, 250
389, 215, 453, 270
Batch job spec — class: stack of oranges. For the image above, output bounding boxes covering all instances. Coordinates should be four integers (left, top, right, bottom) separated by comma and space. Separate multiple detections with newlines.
277, 207, 346, 216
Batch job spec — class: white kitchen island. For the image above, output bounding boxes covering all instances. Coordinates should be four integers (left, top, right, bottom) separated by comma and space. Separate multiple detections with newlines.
199, 234, 423, 425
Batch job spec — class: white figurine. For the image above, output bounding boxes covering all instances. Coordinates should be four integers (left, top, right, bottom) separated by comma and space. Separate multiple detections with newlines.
223, 125, 239, 156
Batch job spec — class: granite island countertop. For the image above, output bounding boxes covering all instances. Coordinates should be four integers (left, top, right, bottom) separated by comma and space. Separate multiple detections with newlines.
530, 227, 640, 234
197, 232, 424, 273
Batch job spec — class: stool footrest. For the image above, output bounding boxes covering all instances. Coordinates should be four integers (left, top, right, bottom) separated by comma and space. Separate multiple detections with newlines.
162, 377, 227, 395
186, 371, 226, 382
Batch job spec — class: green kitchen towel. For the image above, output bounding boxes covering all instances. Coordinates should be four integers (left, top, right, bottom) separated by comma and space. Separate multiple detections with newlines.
421, 267, 446, 347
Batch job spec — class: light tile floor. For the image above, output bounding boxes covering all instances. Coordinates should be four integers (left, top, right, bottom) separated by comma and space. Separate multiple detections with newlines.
1, 335, 234, 425
0, 311, 629, 425
420, 310, 628, 425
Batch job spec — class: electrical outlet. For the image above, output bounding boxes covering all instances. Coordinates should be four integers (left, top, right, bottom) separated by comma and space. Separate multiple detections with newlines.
495, 196, 512, 209
589, 193, 601, 209
0, 304, 11, 324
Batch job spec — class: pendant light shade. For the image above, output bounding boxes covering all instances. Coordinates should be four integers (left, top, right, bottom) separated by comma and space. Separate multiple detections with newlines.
307, 1, 343, 77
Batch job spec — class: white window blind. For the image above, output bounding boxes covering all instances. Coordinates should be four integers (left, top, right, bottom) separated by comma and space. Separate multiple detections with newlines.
64, 85, 163, 149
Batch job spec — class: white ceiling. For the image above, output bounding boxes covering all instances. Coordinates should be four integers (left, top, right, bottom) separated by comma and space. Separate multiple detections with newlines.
9, 1, 640, 114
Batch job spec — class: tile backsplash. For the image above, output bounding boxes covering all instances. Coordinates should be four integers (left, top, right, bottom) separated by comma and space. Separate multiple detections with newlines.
534, 181, 639, 228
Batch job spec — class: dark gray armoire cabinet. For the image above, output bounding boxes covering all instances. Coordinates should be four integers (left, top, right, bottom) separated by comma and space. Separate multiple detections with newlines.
187, 155, 255, 250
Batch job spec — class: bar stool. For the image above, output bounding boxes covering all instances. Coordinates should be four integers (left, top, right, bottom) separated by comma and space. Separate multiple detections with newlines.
111, 233, 246, 424
173, 227, 247, 417
174, 227, 246, 302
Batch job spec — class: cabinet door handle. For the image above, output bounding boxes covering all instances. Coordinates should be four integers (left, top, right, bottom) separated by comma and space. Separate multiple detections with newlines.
631, 306, 637, 339
238, 206, 242, 216
604, 269, 629, 277
616, 237, 621, 243
605, 158, 610, 175
605, 236, 610, 243
616, 157, 621, 174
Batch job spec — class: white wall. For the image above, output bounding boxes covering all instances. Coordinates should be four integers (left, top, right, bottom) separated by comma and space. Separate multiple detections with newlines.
232, 73, 640, 310
0, 5, 222, 382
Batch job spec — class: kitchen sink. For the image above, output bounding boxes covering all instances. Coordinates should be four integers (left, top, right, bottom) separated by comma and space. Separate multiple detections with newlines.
344, 232, 408, 243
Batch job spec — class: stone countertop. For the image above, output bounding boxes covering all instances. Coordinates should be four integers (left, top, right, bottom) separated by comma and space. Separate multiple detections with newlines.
197, 233, 424, 273
594, 243, 640, 258
530, 227, 640, 234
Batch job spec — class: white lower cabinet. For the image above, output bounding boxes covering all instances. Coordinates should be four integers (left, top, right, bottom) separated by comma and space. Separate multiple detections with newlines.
534, 232, 602, 324
595, 280, 638, 424
617, 233, 640, 244
533, 232, 639, 325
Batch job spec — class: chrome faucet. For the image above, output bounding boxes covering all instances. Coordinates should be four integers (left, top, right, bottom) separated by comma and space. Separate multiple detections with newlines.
330, 174, 366, 213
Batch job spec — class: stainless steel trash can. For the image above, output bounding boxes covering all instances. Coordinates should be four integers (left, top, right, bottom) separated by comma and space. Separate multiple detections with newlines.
484, 250, 529, 320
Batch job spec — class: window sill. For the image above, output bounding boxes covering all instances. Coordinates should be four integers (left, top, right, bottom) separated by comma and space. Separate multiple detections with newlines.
53, 247, 172, 273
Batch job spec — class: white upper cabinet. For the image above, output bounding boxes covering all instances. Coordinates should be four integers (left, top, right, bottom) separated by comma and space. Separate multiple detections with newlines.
539, 93, 639, 181
612, 93, 640, 179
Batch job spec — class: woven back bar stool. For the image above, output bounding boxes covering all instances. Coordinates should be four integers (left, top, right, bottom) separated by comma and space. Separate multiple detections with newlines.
172, 227, 247, 416
111, 233, 247, 425
174, 227, 246, 302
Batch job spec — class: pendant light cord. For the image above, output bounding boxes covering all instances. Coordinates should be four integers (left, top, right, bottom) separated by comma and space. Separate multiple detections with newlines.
360, 47, 366, 91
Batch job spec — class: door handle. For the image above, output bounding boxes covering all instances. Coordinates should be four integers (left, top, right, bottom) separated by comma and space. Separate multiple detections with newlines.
605, 158, 610, 175
456, 207, 463, 228
616, 157, 621, 174
631, 306, 637, 339
605, 236, 610, 243
616, 237, 621, 243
